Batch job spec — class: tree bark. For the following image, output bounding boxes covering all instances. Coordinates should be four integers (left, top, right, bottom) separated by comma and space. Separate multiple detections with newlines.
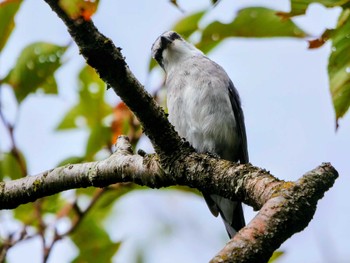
1, 1, 338, 262
0, 136, 338, 262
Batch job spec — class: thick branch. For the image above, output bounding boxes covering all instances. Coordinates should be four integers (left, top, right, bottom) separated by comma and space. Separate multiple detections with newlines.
43, 0, 190, 160
0, 137, 338, 263
210, 164, 337, 262
30, 2, 339, 262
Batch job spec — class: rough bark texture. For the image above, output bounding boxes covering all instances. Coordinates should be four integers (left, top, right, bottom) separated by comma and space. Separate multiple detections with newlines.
210, 164, 337, 263
44, 0, 191, 162
0, 137, 338, 262
1, 1, 338, 262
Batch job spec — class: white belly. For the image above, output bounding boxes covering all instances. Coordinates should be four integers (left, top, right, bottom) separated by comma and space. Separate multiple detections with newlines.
167, 83, 239, 161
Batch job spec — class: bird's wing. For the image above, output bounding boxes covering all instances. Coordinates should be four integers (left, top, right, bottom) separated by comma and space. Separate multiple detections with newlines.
227, 80, 249, 164
203, 79, 248, 236
206, 80, 247, 236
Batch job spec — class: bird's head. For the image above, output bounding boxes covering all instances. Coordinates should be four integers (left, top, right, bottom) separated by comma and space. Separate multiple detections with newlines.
151, 31, 202, 71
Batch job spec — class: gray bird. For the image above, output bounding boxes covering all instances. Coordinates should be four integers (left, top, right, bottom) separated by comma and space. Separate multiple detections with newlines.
151, 31, 248, 238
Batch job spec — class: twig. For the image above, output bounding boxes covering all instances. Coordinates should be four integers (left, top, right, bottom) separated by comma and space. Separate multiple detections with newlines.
0, 86, 27, 176
40, 188, 110, 262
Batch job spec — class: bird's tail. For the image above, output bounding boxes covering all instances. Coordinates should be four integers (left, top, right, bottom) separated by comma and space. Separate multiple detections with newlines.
203, 194, 245, 238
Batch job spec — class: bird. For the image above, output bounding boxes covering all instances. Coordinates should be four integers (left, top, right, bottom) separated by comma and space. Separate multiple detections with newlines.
151, 31, 248, 238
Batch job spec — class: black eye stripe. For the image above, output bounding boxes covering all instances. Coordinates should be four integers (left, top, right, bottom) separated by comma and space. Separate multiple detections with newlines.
169, 32, 181, 41
154, 48, 163, 66
152, 32, 183, 69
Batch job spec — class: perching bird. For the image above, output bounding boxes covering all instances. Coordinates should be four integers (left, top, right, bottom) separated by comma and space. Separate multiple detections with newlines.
151, 31, 248, 238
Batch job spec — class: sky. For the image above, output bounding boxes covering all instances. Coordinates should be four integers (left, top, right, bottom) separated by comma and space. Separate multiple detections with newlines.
0, 0, 349, 263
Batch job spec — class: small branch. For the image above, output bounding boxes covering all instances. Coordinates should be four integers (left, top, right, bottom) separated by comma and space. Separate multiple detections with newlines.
0, 88, 27, 176
0, 226, 29, 263
42, 188, 109, 262
0, 136, 164, 209
63, 188, 106, 236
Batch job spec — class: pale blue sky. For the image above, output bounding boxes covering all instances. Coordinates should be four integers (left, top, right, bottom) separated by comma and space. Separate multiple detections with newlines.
0, 1, 349, 262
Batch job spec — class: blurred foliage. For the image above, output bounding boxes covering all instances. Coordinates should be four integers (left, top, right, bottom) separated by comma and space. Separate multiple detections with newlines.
3, 42, 67, 102
59, 0, 100, 20
0, 0, 349, 262
71, 215, 121, 263
0, 0, 22, 53
278, 0, 347, 17
70, 185, 135, 262
0, 151, 25, 180
268, 251, 284, 262
173, 10, 206, 37
56, 65, 113, 160
198, 7, 307, 53
149, 2, 350, 127
328, 9, 350, 127
111, 102, 142, 147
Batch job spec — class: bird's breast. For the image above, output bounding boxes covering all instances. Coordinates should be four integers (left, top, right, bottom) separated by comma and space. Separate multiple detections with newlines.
167, 73, 240, 160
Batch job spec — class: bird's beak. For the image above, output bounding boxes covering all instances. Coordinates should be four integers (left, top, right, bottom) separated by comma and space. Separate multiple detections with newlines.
160, 36, 172, 48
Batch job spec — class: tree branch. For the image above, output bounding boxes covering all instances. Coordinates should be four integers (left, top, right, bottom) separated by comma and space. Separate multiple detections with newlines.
43, 0, 189, 161
7, 1, 337, 262
0, 136, 164, 209
210, 164, 337, 263
0, 136, 338, 262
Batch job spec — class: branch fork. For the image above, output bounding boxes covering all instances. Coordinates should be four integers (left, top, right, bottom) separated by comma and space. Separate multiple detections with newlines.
1, 1, 340, 262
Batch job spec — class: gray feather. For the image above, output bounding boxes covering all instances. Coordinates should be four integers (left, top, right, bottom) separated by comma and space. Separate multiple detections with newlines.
152, 31, 248, 238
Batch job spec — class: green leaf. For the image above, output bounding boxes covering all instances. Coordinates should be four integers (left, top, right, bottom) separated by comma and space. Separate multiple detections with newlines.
85, 125, 111, 159
13, 202, 36, 225
3, 42, 67, 102
59, 0, 100, 20
56, 65, 112, 130
173, 10, 206, 38
279, 0, 347, 17
328, 9, 350, 127
75, 185, 140, 220
198, 7, 308, 53
0, 0, 22, 53
0, 151, 26, 180
96, 186, 138, 216
70, 187, 133, 262
71, 216, 121, 263
13, 195, 64, 225
40, 75, 58, 94
56, 65, 112, 158
56, 105, 84, 130
268, 251, 284, 262
148, 56, 158, 72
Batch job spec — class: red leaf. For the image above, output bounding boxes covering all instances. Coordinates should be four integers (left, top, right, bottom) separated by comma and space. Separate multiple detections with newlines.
111, 102, 141, 145
308, 29, 333, 49
59, 0, 99, 21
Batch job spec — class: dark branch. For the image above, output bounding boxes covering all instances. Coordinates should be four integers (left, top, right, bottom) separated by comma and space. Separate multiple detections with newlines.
43, 0, 191, 161
0, 137, 338, 263
23, 1, 340, 262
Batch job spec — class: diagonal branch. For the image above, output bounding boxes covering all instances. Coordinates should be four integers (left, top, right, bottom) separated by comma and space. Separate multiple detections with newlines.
210, 164, 337, 262
17, 1, 339, 262
43, 0, 189, 161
